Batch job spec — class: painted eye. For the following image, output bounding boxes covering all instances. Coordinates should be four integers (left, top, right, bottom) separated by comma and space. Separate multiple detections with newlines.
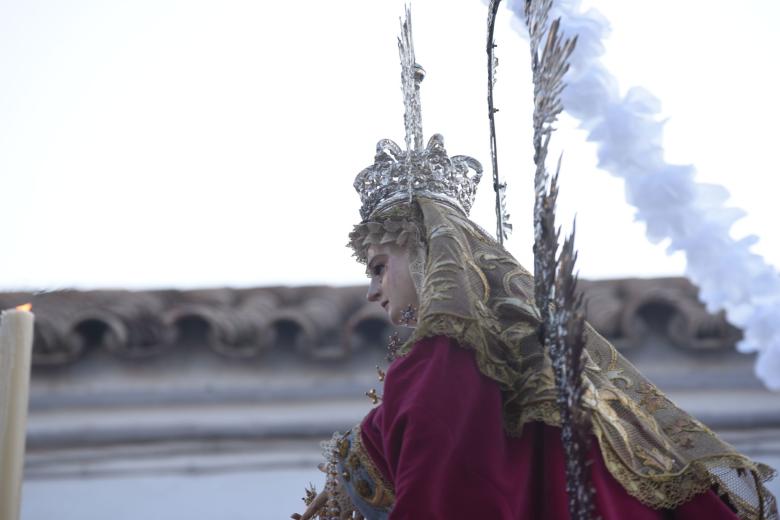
372, 264, 385, 276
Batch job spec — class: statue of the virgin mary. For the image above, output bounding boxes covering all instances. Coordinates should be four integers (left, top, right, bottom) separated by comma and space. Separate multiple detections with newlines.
292, 7, 777, 520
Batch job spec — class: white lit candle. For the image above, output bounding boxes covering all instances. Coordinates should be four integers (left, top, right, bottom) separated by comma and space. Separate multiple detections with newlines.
0, 305, 34, 520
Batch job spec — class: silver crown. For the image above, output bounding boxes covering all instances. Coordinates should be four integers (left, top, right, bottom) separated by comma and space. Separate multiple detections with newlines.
354, 135, 483, 220
353, 7, 483, 221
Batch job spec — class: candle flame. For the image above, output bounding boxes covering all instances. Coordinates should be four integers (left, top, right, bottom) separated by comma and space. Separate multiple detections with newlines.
16, 303, 32, 312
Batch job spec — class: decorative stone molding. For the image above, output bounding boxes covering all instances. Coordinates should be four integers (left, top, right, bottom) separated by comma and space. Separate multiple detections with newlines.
0, 278, 743, 367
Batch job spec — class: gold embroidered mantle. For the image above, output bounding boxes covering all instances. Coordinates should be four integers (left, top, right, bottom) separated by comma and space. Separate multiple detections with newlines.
349, 197, 777, 520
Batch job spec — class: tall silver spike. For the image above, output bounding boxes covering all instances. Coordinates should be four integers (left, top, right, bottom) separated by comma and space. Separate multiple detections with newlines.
398, 6, 424, 152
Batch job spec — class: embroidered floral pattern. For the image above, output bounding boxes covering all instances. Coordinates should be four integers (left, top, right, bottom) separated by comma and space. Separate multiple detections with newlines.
338, 426, 395, 511
664, 417, 703, 449
637, 382, 670, 414
635, 444, 676, 474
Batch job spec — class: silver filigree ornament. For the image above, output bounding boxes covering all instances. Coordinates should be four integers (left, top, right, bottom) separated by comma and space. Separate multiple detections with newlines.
353, 7, 484, 222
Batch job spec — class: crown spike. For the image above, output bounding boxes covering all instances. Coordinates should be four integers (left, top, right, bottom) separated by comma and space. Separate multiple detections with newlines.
398, 7, 424, 152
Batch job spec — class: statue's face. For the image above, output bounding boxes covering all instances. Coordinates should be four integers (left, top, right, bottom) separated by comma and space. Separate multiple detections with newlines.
366, 242, 419, 327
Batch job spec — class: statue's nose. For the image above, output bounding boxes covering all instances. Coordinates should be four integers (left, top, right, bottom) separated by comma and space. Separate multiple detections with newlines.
367, 278, 381, 302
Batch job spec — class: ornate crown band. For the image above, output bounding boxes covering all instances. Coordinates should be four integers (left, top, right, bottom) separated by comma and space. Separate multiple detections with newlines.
354, 135, 482, 221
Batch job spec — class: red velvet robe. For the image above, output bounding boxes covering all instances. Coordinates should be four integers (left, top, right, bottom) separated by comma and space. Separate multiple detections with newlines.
359, 335, 739, 519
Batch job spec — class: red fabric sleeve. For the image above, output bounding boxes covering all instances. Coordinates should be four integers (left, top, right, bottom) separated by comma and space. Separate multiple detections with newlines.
363, 335, 520, 519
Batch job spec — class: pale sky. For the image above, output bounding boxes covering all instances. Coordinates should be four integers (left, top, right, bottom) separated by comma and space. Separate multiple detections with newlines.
0, 0, 778, 290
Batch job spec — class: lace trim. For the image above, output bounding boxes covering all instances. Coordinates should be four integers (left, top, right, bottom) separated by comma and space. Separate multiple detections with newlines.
594, 423, 777, 517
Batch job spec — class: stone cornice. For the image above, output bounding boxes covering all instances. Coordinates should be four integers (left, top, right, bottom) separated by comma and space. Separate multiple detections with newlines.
0, 278, 742, 368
